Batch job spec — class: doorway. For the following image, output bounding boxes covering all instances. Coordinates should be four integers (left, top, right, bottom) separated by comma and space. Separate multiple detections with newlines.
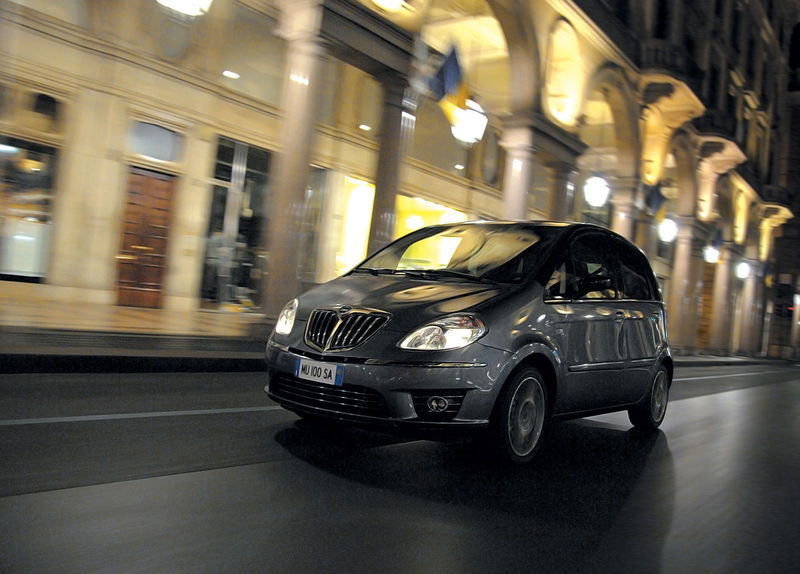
115, 167, 175, 308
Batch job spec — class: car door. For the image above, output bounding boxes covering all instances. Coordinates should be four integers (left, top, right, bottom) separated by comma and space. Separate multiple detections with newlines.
613, 236, 667, 403
544, 231, 628, 412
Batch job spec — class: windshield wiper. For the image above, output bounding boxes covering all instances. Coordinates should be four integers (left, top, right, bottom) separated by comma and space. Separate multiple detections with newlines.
351, 267, 401, 276
404, 269, 491, 283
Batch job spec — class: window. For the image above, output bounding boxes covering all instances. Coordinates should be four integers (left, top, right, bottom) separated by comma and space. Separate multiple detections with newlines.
0, 137, 57, 280
547, 233, 619, 300
614, 238, 656, 300
201, 136, 272, 307
654, 0, 671, 40
22, 92, 62, 133
128, 121, 182, 162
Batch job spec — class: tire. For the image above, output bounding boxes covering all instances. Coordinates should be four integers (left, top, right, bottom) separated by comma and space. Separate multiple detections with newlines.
628, 365, 670, 429
490, 367, 550, 464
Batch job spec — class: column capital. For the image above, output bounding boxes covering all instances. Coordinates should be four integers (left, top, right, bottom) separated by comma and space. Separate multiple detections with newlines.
277, 0, 324, 43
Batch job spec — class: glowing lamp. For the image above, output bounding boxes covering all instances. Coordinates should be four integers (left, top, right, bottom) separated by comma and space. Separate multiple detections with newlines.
658, 218, 678, 243
583, 176, 610, 208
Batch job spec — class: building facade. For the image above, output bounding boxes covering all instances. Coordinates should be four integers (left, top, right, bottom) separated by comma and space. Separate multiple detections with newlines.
0, 0, 796, 356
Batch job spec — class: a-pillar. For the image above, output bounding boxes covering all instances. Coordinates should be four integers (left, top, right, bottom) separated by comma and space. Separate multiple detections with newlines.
709, 241, 735, 354
500, 121, 536, 220
546, 161, 575, 221
263, 0, 328, 318
367, 76, 409, 253
666, 216, 699, 352
610, 177, 638, 240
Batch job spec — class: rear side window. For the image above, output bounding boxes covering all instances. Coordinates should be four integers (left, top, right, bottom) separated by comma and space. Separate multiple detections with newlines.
612, 238, 657, 300
546, 232, 619, 300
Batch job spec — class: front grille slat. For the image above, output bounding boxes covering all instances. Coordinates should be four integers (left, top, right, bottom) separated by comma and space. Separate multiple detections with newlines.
305, 308, 389, 351
271, 374, 389, 417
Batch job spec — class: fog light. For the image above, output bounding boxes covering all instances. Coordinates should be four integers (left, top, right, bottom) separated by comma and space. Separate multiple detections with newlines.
427, 396, 450, 413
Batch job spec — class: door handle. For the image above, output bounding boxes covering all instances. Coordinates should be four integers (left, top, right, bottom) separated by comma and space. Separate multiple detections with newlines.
115, 254, 137, 261
131, 245, 153, 251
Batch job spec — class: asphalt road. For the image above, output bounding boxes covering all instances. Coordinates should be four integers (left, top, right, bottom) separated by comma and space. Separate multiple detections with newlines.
1, 363, 798, 573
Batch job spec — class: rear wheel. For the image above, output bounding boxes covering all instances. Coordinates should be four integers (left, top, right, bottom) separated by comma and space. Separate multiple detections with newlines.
490, 367, 549, 464
628, 365, 670, 429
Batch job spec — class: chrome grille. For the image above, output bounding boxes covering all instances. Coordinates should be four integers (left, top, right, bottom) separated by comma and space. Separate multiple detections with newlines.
305, 308, 389, 351
270, 374, 389, 418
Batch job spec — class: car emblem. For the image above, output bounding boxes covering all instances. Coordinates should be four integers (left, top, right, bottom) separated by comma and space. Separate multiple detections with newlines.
339, 306, 352, 315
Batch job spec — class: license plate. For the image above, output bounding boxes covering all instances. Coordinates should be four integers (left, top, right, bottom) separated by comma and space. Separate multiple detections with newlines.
295, 358, 344, 386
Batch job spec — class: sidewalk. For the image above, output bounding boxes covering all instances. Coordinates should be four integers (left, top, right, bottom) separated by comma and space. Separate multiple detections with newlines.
0, 281, 272, 371
0, 281, 782, 372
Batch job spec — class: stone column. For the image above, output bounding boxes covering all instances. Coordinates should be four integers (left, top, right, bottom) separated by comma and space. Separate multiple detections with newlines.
666, 216, 697, 351
263, 0, 328, 318
610, 177, 638, 241
545, 161, 575, 222
500, 124, 536, 220
709, 241, 735, 354
635, 210, 657, 258
367, 76, 409, 254
737, 258, 759, 354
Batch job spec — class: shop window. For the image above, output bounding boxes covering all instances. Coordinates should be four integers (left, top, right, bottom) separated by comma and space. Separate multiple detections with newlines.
334, 177, 375, 276
128, 121, 182, 163
297, 167, 326, 289
0, 137, 57, 280
201, 136, 271, 308
394, 195, 466, 239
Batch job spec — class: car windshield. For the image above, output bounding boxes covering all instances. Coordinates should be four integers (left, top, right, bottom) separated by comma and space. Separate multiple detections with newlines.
353, 223, 560, 283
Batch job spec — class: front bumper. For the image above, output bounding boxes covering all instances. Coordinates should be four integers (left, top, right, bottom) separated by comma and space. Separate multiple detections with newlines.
265, 341, 510, 431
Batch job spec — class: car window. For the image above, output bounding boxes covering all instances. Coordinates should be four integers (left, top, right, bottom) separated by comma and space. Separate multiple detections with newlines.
613, 238, 655, 300
546, 232, 619, 300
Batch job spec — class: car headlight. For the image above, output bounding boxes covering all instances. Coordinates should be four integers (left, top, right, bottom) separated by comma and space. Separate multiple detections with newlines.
399, 315, 486, 351
275, 298, 298, 335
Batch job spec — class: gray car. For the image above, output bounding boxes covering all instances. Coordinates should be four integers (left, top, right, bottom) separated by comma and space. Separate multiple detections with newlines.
265, 221, 672, 463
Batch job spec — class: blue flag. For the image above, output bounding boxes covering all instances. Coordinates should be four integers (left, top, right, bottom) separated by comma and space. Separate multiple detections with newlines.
428, 47, 463, 102
644, 183, 667, 213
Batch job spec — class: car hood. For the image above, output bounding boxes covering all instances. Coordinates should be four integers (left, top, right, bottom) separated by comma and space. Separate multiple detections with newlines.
298, 274, 505, 330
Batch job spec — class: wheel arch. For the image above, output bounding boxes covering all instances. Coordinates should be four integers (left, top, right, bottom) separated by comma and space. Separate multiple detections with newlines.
500, 351, 559, 412
660, 355, 674, 385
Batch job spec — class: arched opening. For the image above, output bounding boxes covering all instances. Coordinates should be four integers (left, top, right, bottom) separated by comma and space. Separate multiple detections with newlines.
546, 19, 583, 127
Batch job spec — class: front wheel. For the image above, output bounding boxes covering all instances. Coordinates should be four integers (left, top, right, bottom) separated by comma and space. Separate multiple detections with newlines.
628, 365, 670, 429
490, 367, 550, 464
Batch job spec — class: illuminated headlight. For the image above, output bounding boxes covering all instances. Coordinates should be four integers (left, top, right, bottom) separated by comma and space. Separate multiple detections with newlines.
399, 315, 486, 351
275, 298, 298, 335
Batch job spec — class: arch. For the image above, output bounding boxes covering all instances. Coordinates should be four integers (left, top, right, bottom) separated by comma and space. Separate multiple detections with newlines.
486, 0, 541, 114
583, 64, 640, 180
545, 19, 583, 127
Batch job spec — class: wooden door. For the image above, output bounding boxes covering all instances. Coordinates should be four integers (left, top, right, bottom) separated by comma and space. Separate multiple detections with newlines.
696, 263, 715, 349
115, 168, 175, 308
